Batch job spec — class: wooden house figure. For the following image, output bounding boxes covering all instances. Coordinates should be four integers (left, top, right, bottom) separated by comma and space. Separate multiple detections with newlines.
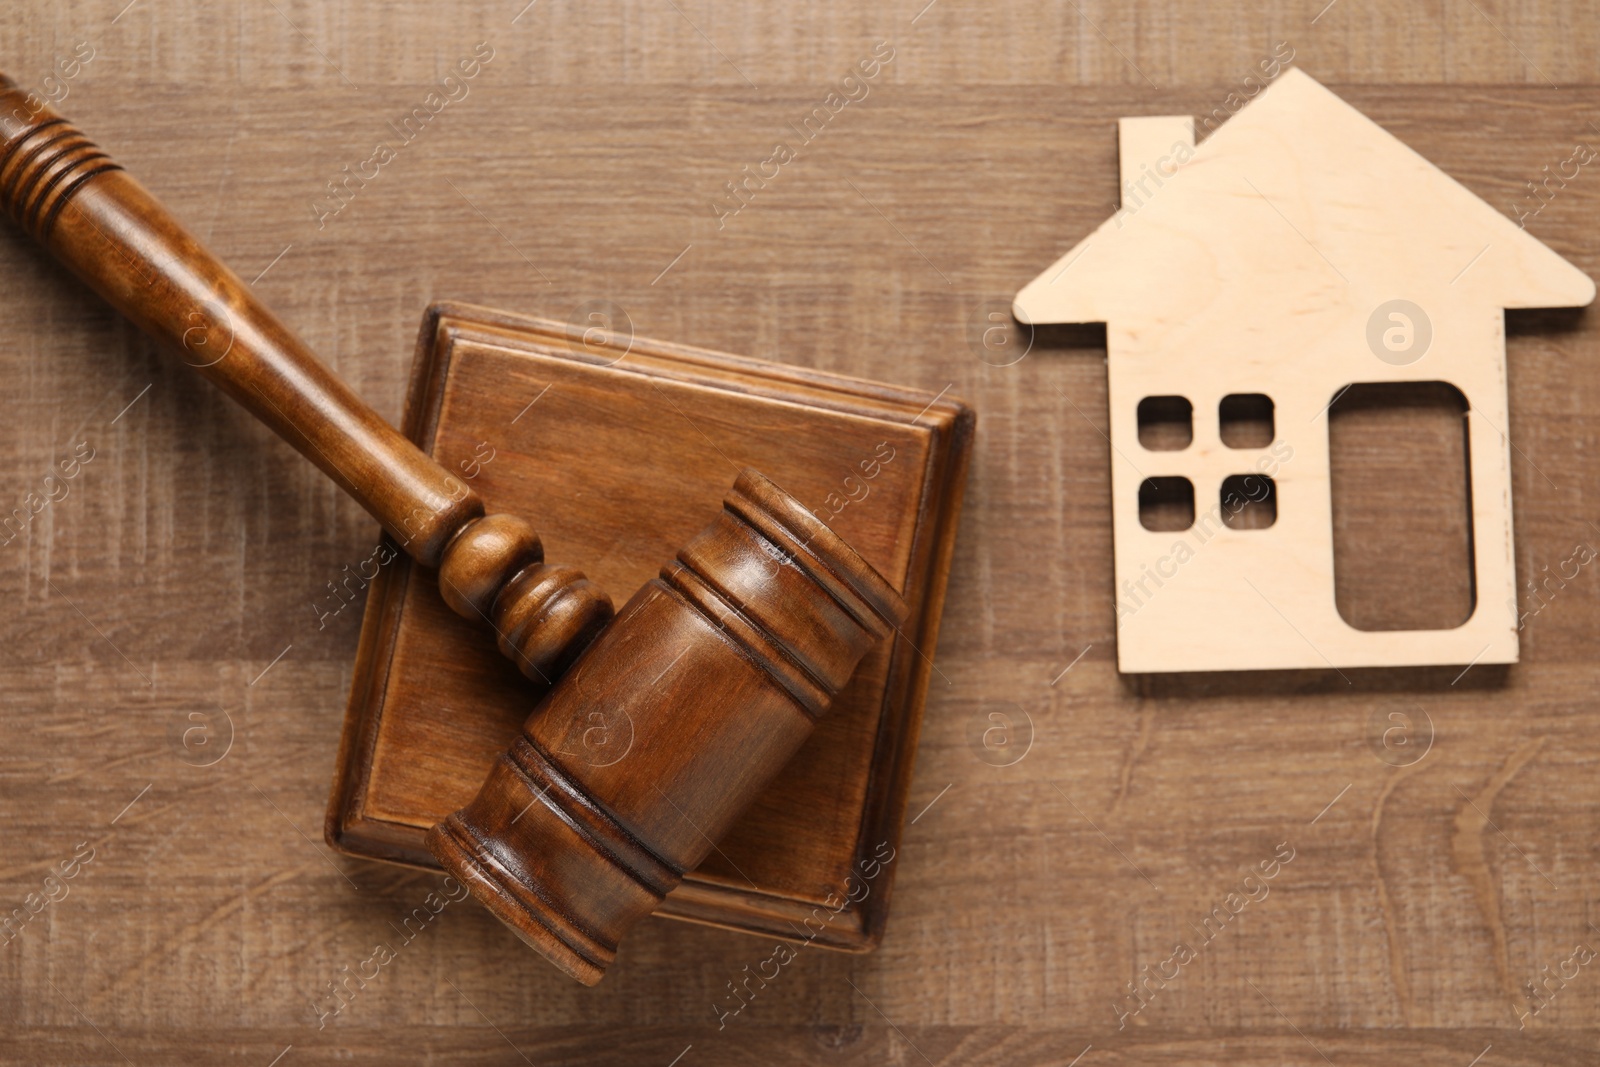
1013, 68, 1594, 673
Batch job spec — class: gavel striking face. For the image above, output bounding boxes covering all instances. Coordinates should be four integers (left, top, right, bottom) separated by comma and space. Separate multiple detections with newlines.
0, 77, 908, 984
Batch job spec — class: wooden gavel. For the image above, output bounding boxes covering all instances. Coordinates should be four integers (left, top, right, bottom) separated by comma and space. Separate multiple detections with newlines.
0, 75, 907, 985
0, 74, 612, 688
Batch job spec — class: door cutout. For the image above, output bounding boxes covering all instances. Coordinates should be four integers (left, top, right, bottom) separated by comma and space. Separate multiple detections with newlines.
1329, 382, 1475, 631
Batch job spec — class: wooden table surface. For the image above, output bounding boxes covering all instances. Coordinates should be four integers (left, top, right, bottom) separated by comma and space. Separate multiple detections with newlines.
3, 2, 1598, 1064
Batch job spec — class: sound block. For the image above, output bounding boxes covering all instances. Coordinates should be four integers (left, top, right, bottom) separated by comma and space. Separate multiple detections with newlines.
326, 302, 973, 951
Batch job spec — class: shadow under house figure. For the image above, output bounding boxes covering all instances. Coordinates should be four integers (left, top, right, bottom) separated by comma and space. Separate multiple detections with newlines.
1013, 68, 1594, 674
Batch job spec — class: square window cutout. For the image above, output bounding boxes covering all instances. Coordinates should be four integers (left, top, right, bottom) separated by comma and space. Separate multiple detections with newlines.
1137, 396, 1192, 451
1219, 393, 1274, 448
1221, 474, 1276, 529
1139, 476, 1194, 531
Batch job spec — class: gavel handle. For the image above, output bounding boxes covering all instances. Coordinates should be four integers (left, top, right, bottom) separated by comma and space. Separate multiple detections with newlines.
0, 74, 612, 686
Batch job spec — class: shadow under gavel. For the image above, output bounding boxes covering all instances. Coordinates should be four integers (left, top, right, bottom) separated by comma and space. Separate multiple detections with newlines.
0, 76, 908, 984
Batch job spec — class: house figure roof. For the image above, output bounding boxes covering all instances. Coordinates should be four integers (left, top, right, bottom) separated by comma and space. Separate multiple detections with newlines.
1016, 68, 1593, 329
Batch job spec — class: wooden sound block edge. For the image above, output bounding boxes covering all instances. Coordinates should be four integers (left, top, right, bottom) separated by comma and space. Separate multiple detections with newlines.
325, 535, 434, 868
325, 300, 975, 952
413, 299, 971, 430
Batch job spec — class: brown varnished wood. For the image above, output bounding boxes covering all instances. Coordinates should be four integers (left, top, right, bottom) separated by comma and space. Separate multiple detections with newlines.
0, 74, 612, 689
324, 305, 972, 960
7, 1, 1600, 1056
0, 74, 948, 986
429, 469, 909, 984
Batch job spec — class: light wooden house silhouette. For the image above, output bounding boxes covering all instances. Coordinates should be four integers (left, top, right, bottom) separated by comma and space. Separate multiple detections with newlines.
1014, 68, 1594, 673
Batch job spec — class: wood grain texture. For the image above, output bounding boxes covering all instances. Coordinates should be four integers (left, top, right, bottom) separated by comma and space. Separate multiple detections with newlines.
325, 304, 969, 967
1013, 67, 1594, 672
0, 71, 620, 691
3, 0, 1600, 1063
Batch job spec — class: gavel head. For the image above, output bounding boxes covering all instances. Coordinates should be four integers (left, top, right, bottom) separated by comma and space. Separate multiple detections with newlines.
426, 469, 908, 985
